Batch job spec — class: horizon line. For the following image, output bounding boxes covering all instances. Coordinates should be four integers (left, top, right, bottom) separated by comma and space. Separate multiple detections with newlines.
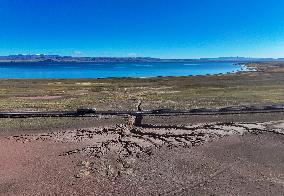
1, 54, 284, 60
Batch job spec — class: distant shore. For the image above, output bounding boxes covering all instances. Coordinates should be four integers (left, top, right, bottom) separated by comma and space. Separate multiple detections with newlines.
1, 54, 284, 63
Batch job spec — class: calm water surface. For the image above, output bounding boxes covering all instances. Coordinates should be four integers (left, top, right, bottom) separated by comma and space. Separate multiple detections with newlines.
0, 62, 247, 78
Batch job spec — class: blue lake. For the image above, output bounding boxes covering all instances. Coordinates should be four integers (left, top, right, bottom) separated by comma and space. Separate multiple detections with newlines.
0, 62, 247, 79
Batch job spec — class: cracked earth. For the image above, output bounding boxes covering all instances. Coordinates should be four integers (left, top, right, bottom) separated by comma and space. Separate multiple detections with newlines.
10, 121, 283, 158
8, 121, 283, 180
2, 120, 284, 195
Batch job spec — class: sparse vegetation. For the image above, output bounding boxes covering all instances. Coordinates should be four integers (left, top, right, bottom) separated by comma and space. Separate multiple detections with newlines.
0, 62, 283, 133
0, 62, 283, 112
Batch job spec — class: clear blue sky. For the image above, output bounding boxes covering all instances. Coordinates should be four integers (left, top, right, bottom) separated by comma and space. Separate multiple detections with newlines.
0, 0, 284, 58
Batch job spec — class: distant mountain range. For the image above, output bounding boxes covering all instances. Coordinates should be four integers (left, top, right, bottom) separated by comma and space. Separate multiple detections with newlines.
0, 54, 283, 63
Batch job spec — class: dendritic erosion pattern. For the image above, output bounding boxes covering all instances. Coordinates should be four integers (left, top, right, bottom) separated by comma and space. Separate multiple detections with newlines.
10, 122, 278, 158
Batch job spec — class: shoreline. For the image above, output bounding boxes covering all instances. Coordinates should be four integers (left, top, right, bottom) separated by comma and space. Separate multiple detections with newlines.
0, 62, 282, 113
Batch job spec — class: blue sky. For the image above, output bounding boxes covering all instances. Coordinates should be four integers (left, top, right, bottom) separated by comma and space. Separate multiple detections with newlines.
0, 0, 284, 58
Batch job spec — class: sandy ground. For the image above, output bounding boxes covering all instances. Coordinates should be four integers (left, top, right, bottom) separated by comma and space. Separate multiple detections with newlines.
0, 120, 284, 195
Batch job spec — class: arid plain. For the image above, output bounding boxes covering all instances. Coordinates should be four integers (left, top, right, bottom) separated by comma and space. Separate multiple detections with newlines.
0, 62, 283, 195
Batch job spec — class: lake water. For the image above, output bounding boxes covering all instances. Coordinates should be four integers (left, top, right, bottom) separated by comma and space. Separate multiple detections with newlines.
0, 62, 247, 79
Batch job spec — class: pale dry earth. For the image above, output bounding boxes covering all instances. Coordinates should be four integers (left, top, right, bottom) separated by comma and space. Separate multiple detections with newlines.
1, 119, 284, 195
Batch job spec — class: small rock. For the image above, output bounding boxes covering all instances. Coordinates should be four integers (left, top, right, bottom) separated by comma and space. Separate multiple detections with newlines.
75, 169, 91, 178
79, 160, 91, 168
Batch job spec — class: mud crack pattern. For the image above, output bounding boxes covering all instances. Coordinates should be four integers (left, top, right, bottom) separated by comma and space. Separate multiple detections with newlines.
10, 121, 280, 158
